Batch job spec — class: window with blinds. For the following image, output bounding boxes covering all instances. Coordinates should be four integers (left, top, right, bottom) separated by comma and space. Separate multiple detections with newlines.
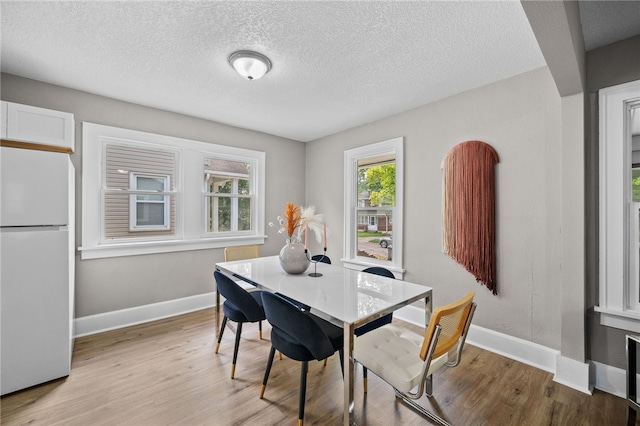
104, 144, 177, 239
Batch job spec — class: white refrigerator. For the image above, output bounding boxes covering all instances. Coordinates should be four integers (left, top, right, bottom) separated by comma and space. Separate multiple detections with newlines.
1, 146, 75, 395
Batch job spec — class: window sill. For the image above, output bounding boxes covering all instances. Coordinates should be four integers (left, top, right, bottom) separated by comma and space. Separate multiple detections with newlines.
595, 305, 640, 333
341, 258, 405, 279
79, 235, 266, 260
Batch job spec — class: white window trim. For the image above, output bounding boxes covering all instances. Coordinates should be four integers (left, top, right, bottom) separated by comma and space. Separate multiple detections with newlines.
343, 137, 404, 278
595, 79, 640, 332
81, 122, 265, 259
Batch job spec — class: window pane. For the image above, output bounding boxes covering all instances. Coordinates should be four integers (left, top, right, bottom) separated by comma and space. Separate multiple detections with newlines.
204, 158, 253, 234
137, 202, 165, 226
356, 155, 395, 262
204, 158, 250, 194
357, 210, 392, 261
209, 177, 232, 194
357, 160, 395, 207
136, 176, 165, 191
239, 198, 252, 231
633, 168, 640, 202
238, 178, 250, 195
216, 197, 231, 232
206, 196, 252, 233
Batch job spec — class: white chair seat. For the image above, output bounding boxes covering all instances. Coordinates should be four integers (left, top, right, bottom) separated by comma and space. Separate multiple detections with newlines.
354, 323, 448, 393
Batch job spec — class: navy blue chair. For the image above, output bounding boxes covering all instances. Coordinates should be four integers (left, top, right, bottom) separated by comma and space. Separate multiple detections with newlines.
260, 291, 343, 426
311, 254, 331, 264
214, 271, 266, 379
356, 266, 395, 392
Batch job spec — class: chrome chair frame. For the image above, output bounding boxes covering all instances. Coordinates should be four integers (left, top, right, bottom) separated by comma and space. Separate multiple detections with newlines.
393, 302, 476, 426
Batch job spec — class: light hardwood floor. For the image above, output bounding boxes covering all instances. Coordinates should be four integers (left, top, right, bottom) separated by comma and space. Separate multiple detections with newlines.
0, 308, 629, 425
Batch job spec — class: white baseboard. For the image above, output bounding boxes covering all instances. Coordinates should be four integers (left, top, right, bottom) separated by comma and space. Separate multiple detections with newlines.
74, 292, 216, 337
395, 304, 621, 397
593, 360, 626, 398
74, 296, 629, 398
554, 354, 594, 395
395, 305, 559, 373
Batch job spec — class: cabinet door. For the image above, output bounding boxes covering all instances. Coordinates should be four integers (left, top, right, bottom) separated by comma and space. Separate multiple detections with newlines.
6, 102, 74, 152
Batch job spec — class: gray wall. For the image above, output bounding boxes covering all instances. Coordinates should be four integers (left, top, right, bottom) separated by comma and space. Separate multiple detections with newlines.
306, 66, 565, 350
0, 73, 306, 317
586, 35, 640, 369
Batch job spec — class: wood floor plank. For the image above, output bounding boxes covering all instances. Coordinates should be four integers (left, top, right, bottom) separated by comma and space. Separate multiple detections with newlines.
0, 308, 629, 425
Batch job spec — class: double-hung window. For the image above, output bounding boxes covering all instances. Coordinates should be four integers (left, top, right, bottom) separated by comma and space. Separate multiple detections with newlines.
204, 157, 252, 234
596, 79, 640, 331
344, 137, 404, 276
81, 123, 265, 259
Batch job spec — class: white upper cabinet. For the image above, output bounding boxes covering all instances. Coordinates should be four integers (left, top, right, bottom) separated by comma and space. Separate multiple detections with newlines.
1, 101, 75, 153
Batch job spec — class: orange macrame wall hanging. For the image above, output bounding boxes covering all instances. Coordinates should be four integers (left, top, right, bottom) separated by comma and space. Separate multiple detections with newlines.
442, 140, 499, 294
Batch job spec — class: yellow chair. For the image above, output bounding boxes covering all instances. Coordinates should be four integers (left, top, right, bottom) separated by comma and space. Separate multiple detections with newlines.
224, 244, 260, 261
353, 291, 476, 426
223, 245, 260, 292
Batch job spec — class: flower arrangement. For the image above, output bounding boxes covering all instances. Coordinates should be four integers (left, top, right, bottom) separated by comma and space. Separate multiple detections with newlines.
270, 202, 326, 246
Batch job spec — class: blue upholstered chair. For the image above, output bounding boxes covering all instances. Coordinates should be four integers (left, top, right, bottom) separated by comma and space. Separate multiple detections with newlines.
356, 266, 396, 391
311, 254, 331, 264
259, 291, 343, 426
213, 271, 266, 379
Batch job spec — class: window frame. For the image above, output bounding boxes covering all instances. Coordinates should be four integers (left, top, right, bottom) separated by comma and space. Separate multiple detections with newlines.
343, 137, 404, 277
81, 123, 265, 259
129, 173, 171, 231
203, 156, 254, 235
596, 80, 640, 332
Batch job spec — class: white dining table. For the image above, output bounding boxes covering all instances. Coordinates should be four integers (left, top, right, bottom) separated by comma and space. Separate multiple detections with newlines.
215, 255, 432, 426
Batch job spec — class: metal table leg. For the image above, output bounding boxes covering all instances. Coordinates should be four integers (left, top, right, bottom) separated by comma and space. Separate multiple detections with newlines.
344, 321, 355, 426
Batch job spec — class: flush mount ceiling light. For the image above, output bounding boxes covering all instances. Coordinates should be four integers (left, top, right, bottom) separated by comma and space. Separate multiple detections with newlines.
228, 50, 272, 81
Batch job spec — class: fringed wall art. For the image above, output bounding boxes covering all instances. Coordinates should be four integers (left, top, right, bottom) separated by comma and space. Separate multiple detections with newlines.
442, 140, 499, 294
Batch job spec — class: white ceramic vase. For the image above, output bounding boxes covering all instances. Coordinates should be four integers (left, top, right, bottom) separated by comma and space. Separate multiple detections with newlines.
279, 242, 310, 274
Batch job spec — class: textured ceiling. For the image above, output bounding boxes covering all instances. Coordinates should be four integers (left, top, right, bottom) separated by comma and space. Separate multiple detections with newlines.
0, 1, 636, 142
579, 0, 640, 51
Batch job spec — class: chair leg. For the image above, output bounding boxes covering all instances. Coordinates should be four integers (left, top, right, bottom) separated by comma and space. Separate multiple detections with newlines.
363, 365, 368, 393
260, 346, 276, 399
338, 349, 344, 378
231, 322, 243, 379
259, 320, 263, 339
215, 316, 228, 353
299, 360, 309, 426
425, 374, 433, 396
394, 388, 450, 426
323, 358, 327, 366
